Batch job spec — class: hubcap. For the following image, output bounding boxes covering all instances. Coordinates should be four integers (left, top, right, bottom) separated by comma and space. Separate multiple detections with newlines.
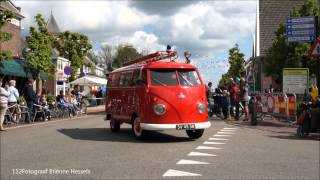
110, 120, 114, 129
134, 118, 142, 136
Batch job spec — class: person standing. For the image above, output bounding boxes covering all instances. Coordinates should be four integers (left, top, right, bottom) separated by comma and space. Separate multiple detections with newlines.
228, 78, 235, 117
240, 78, 249, 121
24, 79, 37, 123
0, 78, 11, 131
8, 80, 19, 105
231, 82, 240, 120
8, 80, 19, 123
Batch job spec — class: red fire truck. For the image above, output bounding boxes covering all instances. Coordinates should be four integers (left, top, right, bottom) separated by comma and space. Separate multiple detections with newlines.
105, 51, 211, 139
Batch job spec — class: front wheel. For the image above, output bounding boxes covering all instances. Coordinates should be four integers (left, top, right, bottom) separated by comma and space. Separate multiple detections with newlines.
132, 117, 146, 139
186, 129, 204, 139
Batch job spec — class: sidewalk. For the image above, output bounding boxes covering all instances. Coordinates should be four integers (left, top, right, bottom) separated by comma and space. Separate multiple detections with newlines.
3, 105, 105, 131
86, 105, 105, 114
210, 115, 296, 134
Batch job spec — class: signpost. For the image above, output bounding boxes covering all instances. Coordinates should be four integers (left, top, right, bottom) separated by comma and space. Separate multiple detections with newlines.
286, 16, 317, 43
64, 66, 72, 76
283, 68, 309, 94
308, 38, 320, 57
308, 38, 320, 94
64, 66, 72, 83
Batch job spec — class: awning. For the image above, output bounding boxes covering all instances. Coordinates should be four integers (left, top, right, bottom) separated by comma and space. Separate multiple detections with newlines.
69, 75, 107, 86
0, 59, 47, 79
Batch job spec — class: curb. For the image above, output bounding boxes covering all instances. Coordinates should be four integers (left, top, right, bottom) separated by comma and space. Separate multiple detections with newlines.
2, 114, 101, 131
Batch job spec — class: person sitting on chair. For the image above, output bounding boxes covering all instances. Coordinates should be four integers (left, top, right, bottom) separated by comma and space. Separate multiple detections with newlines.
57, 90, 76, 116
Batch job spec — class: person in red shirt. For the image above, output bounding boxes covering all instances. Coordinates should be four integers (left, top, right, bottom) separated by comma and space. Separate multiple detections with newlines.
230, 82, 240, 120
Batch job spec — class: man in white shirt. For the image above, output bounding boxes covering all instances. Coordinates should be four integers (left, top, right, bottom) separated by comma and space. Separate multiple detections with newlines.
8, 80, 19, 123
8, 80, 19, 105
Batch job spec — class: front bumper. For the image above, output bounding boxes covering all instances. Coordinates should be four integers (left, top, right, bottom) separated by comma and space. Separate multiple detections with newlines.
140, 121, 211, 130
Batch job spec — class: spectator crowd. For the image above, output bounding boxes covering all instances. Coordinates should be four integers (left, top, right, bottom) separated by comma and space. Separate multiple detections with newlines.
0, 78, 85, 131
206, 77, 249, 121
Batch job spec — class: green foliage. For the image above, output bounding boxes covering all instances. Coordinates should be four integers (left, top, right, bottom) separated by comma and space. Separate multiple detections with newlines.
218, 44, 245, 87
265, 0, 320, 82
87, 50, 99, 64
46, 95, 55, 102
0, 1, 14, 61
53, 31, 92, 79
26, 14, 54, 78
112, 45, 142, 68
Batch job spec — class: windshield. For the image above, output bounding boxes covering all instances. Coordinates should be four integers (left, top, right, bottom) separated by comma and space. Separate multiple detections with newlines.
150, 69, 201, 86
150, 69, 178, 86
178, 69, 201, 86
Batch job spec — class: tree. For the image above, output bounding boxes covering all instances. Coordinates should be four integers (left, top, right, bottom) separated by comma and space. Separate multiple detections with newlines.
26, 14, 54, 92
0, 0, 14, 61
218, 44, 246, 87
265, 0, 320, 82
98, 44, 114, 72
112, 45, 142, 68
87, 50, 99, 64
53, 31, 92, 80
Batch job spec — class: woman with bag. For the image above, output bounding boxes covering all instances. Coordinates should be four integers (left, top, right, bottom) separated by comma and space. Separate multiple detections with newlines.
0, 78, 11, 131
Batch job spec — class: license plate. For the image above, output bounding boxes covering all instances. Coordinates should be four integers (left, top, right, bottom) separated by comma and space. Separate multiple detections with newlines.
176, 124, 195, 130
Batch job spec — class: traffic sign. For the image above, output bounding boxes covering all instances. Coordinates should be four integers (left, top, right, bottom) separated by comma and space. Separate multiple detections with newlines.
286, 16, 317, 43
309, 38, 320, 57
64, 66, 72, 75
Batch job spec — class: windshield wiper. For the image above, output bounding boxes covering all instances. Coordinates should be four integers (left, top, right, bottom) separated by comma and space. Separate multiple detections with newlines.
178, 73, 193, 86
151, 77, 167, 86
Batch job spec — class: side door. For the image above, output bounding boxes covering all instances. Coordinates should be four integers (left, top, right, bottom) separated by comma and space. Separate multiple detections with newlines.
122, 71, 134, 123
134, 68, 149, 123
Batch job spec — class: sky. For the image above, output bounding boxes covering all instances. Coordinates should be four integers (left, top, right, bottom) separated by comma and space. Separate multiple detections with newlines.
14, 0, 256, 87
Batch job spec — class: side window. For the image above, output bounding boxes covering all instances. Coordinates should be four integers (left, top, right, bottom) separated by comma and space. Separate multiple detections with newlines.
107, 74, 113, 87
132, 69, 140, 86
140, 68, 148, 85
119, 73, 126, 87
124, 71, 133, 87
112, 73, 120, 87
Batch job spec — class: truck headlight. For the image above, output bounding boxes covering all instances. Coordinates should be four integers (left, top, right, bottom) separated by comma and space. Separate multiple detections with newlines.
198, 103, 206, 114
153, 104, 166, 116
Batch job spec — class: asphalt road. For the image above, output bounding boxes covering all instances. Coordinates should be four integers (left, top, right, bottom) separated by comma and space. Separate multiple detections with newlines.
1, 114, 319, 180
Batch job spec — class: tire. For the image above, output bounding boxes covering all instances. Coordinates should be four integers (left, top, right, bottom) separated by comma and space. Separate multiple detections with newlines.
110, 119, 120, 132
132, 117, 146, 139
186, 129, 204, 139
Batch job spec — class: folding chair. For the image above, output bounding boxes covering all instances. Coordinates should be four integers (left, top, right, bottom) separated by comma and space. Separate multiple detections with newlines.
33, 104, 46, 122
17, 104, 31, 123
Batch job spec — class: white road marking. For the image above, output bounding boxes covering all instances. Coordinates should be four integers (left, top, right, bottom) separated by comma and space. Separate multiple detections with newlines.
176, 159, 210, 165
220, 129, 236, 132
196, 146, 222, 150
213, 134, 231, 137
163, 169, 202, 177
217, 131, 235, 134
188, 152, 216, 156
209, 137, 228, 141
203, 141, 226, 145
223, 127, 237, 130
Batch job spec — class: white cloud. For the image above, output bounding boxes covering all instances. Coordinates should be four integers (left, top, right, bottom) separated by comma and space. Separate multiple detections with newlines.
13, 0, 255, 87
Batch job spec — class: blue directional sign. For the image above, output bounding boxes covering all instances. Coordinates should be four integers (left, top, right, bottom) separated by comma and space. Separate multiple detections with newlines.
286, 16, 317, 43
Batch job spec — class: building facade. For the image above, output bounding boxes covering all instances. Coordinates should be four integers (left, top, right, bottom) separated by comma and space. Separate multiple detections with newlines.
249, 0, 305, 92
0, 0, 24, 58
44, 12, 106, 96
